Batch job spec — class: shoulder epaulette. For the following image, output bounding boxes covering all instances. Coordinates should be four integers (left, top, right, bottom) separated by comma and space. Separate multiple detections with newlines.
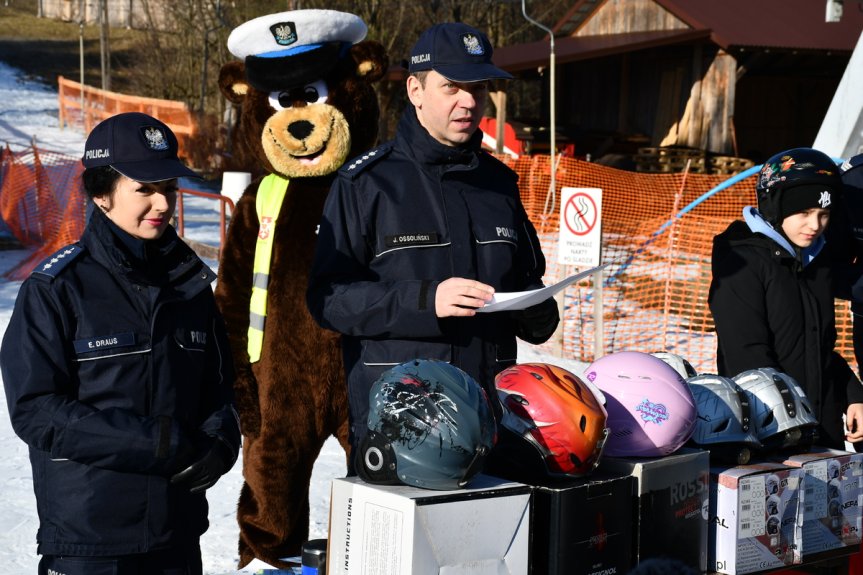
31, 244, 85, 280
840, 154, 863, 175
340, 143, 394, 178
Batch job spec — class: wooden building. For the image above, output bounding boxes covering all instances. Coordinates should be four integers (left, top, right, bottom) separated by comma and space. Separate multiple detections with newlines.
38, 0, 172, 29
494, 0, 863, 164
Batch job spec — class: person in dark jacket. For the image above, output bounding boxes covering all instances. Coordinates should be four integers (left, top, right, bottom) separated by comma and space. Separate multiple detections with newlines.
1, 112, 241, 575
709, 147, 863, 449
306, 22, 559, 464
834, 155, 863, 371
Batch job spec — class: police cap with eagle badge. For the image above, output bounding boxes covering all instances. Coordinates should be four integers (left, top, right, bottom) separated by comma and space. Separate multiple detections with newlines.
81, 112, 198, 183
227, 9, 368, 92
408, 22, 512, 83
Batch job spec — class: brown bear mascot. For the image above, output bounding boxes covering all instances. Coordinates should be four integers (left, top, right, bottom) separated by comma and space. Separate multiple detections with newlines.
213, 10, 387, 569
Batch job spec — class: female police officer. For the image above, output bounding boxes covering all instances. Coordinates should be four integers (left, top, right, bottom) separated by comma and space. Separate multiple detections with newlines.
1, 112, 240, 575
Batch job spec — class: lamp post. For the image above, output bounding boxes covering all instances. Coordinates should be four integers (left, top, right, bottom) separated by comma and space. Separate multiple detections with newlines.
79, 0, 85, 124
521, 0, 556, 198
99, 0, 111, 91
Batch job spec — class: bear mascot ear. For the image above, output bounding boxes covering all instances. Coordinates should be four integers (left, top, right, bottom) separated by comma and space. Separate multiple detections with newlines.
326, 40, 389, 164
218, 60, 250, 105
351, 40, 388, 83
217, 60, 276, 175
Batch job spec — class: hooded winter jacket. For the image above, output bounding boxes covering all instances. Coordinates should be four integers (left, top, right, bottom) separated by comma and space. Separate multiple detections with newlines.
1, 208, 240, 556
307, 107, 552, 446
709, 207, 863, 447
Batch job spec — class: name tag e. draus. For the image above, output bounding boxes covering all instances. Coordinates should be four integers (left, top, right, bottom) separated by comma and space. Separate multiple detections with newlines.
384, 232, 439, 248
73, 332, 136, 354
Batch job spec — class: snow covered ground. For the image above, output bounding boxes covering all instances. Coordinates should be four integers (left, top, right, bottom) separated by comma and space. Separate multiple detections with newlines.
0, 61, 585, 573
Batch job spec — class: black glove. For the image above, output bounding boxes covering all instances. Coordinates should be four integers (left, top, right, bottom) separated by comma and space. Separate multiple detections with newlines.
170, 438, 235, 493
512, 297, 560, 344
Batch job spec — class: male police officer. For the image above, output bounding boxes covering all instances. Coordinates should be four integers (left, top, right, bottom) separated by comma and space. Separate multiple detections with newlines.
307, 22, 559, 465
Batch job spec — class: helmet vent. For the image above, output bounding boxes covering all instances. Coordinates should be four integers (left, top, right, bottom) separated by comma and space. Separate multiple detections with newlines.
712, 419, 730, 433
579, 415, 587, 433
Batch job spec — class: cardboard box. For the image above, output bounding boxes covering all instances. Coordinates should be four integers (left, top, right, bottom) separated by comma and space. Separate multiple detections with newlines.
531, 471, 637, 575
709, 462, 804, 575
599, 448, 710, 572
327, 475, 531, 575
774, 447, 863, 563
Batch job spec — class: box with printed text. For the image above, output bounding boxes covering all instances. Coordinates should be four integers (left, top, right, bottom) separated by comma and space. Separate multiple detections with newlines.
600, 447, 709, 572
327, 475, 531, 575
710, 462, 804, 575
531, 471, 637, 575
774, 447, 863, 563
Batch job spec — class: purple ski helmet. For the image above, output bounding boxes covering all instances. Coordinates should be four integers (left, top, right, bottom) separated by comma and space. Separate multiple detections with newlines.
584, 351, 697, 457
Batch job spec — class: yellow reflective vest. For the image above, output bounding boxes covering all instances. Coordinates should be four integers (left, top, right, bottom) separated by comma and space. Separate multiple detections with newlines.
248, 174, 289, 362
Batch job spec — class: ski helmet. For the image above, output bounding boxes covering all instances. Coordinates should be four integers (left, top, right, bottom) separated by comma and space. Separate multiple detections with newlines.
732, 368, 819, 452
584, 351, 697, 457
495, 363, 609, 477
686, 374, 761, 464
755, 147, 840, 226
651, 351, 698, 379
357, 359, 496, 490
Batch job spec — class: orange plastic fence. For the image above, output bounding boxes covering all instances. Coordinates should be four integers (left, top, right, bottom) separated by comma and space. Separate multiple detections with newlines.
57, 76, 195, 159
495, 155, 856, 374
0, 146, 229, 281
0, 145, 88, 280
0, 147, 855, 374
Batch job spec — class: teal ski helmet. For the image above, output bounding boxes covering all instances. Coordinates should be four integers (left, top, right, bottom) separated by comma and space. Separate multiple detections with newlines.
356, 359, 496, 490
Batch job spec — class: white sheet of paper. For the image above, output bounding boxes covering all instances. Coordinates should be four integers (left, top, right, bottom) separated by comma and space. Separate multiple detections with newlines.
477, 264, 608, 313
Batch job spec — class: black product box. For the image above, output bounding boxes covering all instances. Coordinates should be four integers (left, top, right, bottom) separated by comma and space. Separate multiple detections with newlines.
531, 471, 637, 575
600, 448, 710, 572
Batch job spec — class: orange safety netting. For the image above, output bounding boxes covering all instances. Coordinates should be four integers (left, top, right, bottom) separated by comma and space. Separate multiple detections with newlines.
496, 155, 856, 375
0, 147, 855, 374
57, 76, 195, 160
0, 145, 87, 281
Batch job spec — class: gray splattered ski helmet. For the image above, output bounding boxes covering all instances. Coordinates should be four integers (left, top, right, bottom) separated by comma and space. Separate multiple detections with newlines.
732, 368, 819, 452
686, 374, 761, 463
357, 359, 496, 490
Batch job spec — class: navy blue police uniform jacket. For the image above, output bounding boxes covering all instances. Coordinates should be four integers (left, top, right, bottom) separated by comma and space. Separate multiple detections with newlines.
307, 108, 548, 446
1, 208, 240, 556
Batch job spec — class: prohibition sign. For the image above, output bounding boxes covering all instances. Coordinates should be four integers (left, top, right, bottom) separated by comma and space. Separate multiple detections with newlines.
563, 192, 598, 236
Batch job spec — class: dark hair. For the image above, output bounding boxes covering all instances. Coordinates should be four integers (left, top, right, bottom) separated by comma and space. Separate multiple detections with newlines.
81, 165, 121, 200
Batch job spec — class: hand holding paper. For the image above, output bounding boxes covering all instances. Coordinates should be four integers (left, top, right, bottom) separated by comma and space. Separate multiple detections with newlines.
477, 264, 608, 313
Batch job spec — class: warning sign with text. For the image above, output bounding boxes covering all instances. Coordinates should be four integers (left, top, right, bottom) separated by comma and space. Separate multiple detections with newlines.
558, 187, 602, 266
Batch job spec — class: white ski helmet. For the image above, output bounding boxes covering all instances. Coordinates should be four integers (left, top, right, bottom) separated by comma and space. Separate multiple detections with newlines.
651, 351, 698, 380
732, 368, 819, 452
686, 374, 762, 464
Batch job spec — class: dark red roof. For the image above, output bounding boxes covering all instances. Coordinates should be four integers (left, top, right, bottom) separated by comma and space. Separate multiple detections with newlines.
495, 0, 863, 73
493, 28, 710, 72
656, 0, 863, 52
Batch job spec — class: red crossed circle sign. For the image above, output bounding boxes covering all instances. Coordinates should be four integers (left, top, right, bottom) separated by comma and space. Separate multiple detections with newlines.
563, 192, 598, 236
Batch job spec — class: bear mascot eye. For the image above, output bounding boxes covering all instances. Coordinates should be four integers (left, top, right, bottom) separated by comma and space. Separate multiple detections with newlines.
269, 80, 329, 110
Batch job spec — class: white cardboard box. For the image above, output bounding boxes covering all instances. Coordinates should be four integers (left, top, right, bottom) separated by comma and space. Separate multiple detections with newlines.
710, 462, 804, 575
776, 447, 863, 563
327, 475, 531, 575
